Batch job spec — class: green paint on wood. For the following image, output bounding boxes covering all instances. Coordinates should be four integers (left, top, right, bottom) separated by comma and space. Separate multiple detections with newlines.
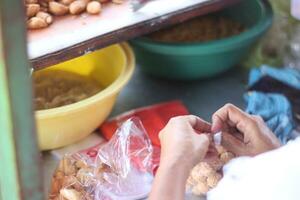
0, 0, 44, 199
0, 32, 21, 200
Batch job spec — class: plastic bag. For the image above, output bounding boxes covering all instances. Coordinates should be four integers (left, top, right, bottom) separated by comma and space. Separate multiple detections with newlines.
49, 118, 154, 200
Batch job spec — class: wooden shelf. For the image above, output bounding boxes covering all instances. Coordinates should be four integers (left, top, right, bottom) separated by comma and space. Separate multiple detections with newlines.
28, 0, 241, 70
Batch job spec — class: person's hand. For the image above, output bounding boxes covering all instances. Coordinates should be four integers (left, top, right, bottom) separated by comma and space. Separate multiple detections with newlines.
159, 115, 211, 172
150, 115, 211, 200
211, 104, 281, 156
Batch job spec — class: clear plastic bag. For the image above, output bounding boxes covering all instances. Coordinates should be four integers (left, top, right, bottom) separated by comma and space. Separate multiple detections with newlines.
49, 118, 154, 200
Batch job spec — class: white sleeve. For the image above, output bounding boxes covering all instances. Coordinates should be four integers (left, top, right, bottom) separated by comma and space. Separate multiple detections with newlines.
207, 137, 300, 200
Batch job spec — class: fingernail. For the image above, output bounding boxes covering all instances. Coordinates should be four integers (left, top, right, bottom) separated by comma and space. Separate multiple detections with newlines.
211, 115, 222, 133
214, 131, 222, 145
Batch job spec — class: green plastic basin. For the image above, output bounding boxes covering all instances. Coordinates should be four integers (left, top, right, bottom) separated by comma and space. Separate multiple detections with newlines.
130, 0, 273, 80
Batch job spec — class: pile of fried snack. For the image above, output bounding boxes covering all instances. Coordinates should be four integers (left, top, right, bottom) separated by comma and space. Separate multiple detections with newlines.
49, 146, 234, 199
49, 155, 111, 200
186, 145, 235, 196
25, 0, 124, 30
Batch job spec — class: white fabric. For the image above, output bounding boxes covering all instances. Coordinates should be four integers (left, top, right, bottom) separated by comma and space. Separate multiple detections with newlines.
207, 137, 300, 200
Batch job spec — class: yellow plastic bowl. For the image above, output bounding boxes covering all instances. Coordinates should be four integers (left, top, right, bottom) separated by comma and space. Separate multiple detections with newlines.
35, 43, 135, 150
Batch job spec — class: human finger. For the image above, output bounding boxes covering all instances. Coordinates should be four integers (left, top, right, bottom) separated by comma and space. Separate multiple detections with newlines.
212, 104, 255, 137
183, 115, 211, 133
251, 115, 264, 122
221, 132, 246, 156
193, 134, 210, 159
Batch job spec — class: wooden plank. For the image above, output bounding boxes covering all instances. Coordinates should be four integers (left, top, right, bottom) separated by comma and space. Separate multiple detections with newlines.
29, 0, 241, 70
0, 0, 44, 200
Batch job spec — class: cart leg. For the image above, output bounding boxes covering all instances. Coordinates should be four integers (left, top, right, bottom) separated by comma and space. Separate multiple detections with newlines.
0, 1, 44, 200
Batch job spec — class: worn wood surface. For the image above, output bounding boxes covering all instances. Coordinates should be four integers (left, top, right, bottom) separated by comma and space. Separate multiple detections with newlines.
0, 0, 44, 199
30, 0, 241, 70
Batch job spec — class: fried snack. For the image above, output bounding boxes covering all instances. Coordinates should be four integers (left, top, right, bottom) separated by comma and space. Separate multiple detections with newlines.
186, 147, 235, 196
149, 15, 245, 43
49, 155, 108, 200
33, 70, 103, 110
25, 0, 123, 30
87, 1, 101, 14
220, 151, 235, 164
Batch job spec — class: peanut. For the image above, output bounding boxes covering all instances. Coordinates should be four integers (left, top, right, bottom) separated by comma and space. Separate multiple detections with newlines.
27, 17, 48, 29
86, 1, 101, 15
36, 11, 53, 24
99, 0, 110, 3
69, 0, 89, 15
59, 0, 76, 5
26, 4, 40, 17
40, 7, 48, 12
112, 0, 123, 4
25, 0, 123, 30
49, 1, 69, 16
26, 0, 38, 3
38, 0, 49, 7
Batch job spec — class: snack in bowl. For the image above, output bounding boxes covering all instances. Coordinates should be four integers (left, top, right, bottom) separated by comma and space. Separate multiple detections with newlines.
35, 43, 133, 150
130, 0, 273, 80
34, 70, 103, 110
149, 14, 245, 43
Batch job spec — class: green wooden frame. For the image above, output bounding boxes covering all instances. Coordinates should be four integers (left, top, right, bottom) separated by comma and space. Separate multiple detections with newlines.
0, 1, 44, 199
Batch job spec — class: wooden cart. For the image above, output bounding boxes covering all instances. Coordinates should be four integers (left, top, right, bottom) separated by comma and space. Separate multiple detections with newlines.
0, 0, 240, 199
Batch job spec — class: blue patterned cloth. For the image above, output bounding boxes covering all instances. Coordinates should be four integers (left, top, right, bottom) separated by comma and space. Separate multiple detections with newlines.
249, 65, 300, 89
245, 92, 294, 144
246, 65, 300, 144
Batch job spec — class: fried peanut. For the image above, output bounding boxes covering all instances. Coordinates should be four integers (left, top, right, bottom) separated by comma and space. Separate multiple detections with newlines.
26, 0, 38, 3
112, 0, 122, 4
25, 0, 122, 29
27, 17, 48, 29
26, 4, 40, 17
86, 1, 101, 15
36, 11, 53, 24
49, 1, 69, 16
69, 0, 90, 15
59, 0, 76, 5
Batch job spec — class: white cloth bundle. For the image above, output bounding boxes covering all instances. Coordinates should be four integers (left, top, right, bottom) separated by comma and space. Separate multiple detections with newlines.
208, 137, 300, 200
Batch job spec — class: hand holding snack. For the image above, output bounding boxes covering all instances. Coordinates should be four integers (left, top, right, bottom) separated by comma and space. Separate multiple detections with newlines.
159, 115, 211, 171
150, 115, 211, 200
212, 104, 281, 156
